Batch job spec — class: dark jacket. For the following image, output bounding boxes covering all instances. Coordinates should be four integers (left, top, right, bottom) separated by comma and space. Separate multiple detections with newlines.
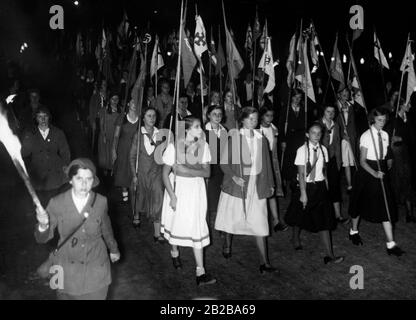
35, 190, 119, 296
220, 130, 274, 200
21, 125, 71, 191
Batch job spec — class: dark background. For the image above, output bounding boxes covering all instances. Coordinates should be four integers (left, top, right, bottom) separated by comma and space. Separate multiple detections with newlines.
1, 0, 415, 106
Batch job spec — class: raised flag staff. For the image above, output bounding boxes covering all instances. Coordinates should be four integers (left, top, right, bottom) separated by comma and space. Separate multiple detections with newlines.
374, 28, 389, 103
222, 0, 246, 218
194, 5, 207, 119
132, 37, 149, 224
346, 37, 391, 223
252, 7, 260, 108
394, 34, 412, 137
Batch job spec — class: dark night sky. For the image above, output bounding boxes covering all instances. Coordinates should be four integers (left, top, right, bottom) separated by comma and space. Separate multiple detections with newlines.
1, 0, 415, 96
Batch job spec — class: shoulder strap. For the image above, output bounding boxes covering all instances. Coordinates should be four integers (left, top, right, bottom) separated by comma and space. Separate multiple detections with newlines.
53, 193, 97, 255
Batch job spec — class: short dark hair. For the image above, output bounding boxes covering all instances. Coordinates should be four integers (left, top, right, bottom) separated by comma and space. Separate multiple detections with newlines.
67, 164, 92, 180
368, 107, 388, 124
239, 107, 258, 127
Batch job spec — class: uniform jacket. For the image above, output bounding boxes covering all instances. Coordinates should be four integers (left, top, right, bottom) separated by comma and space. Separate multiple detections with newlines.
21, 125, 71, 191
34, 190, 119, 296
220, 130, 275, 200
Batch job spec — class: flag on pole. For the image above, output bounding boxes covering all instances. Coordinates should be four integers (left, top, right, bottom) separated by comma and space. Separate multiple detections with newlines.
216, 34, 226, 75
224, 24, 245, 79
309, 22, 320, 69
258, 37, 275, 93
209, 28, 218, 66
117, 11, 130, 50
286, 33, 297, 88
259, 19, 268, 49
150, 35, 165, 80
295, 36, 315, 102
374, 32, 389, 70
245, 24, 253, 68
194, 15, 208, 58
76, 33, 84, 58
400, 41, 416, 105
253, 9, 261, 41
181, 25, 197, 89
349, 54, 365, 108
329, 34, 345, 89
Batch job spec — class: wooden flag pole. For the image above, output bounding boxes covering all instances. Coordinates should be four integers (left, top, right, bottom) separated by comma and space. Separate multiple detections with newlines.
393, 34, 411, 137
347, 37, 391, 223
251, 6, 258, 108
374, 27, 388, 103
208, 26, 213, 104
195, 4, 205, 121
218, 25, 223, 102
222, 0, 247, 218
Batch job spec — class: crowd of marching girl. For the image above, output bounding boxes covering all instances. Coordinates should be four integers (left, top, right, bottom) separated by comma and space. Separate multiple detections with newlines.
10, 67, 413, 291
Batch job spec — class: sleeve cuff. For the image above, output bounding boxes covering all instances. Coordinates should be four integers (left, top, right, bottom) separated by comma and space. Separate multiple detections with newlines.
38, 224, 49, 233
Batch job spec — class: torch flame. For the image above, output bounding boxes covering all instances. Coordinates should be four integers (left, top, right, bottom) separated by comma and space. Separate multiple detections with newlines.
0, 103, 28, 175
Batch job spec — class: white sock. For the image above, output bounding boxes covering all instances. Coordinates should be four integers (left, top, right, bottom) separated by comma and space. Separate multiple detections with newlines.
196, 267, 205, 277
170, 250, 179, 259
350, 229, 359, 235
386, 241, 396, 249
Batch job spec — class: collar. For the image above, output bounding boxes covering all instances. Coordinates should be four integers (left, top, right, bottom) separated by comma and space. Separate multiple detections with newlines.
141, 126, 159, 136
240, 128, 263, 140
307, 142, 321, 152
205, 122, 226, 132
260, 124, 277, 131
370, 125, 383, 135
322, 118, 334, 129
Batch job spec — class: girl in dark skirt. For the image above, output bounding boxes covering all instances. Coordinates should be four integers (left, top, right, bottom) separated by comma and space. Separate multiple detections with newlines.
130, 107, 165, 239
205, 105, 227, 225
348, 107, 404, 256
285, 122, 343, 264
319, 105, 348, 224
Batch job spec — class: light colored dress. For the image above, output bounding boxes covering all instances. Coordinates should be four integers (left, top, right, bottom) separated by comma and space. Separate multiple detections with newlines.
161, 142, 211, 249
215, 130, 269, 237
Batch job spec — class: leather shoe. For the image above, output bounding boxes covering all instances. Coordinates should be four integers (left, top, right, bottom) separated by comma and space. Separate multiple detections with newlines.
154, 236, 166, 244
172, 257, 182, 270
196, 273, 217, 286
349, 233, 363, 246
387, 246, 405, 257
222, 246, 232, 259
324, 256, 344, 264
259, 264, 279, 274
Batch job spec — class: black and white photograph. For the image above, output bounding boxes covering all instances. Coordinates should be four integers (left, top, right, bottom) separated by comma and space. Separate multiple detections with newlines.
0, 0, 415, 304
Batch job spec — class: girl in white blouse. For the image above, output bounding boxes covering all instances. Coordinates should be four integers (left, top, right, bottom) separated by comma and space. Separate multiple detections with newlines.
348, 107, 404, 257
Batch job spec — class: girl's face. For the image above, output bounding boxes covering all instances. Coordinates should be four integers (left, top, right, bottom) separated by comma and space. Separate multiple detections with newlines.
339, 89, 350, 101
161, 83, 170, 94
208, 108, 223, 126
71, 169, 94, 197
324, 107, 335, 121
243, 112, 259, 130
143, 110, 157, 128
292, 94, 302, 105
187, 120, 203, 140
225, 92, 233, 104
36, 112, 50, 128
211, 92, 220, 105
374, 115, 387, 130
307, 125, 322, 144
110, 95, 119, 108
129, 100, 137, 113
262, 111, 274, 126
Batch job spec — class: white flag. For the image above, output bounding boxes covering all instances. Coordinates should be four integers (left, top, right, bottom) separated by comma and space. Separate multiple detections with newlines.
150, 35, 165, 79
374, 32, 389, 69
400, 41, 416, 105
194, 15, 208, 58
258, 37, 275, 93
